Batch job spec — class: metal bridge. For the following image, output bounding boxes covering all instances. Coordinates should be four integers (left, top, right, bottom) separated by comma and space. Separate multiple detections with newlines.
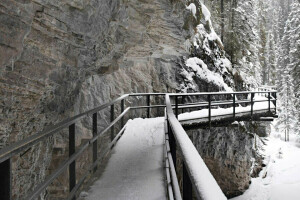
0, 90, 277, 200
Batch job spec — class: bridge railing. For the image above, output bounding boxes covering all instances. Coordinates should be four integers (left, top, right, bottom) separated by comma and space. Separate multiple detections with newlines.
172, 91, 277, 125
165, 91, 277, 200
0, 93, 166, 200
0, 90, 277, 200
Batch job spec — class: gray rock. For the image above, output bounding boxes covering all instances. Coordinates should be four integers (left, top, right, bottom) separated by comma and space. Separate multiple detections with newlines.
0, 0, 268, 199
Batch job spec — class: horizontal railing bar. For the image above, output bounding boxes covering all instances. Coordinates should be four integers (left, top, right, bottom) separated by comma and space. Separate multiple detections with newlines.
89, 125, 127, 171
26, 142, 90, 200
170, 91, 277, 97
0, 115, 84, 163
86, 94, 129, 115
90, 107, 130, 144
129, 93, 166, 96
178, 99, 275, 109
0, 94, 129, 163
179, 108, 275, 122
165, 147, 174, 200
165, 138, 181, 200
130, 105, 166, 109
26, 109, 129, 200
67, 126, 127, 200
176, 96, 276, 108
167, 151, 182, 200
176, 100, 233, 107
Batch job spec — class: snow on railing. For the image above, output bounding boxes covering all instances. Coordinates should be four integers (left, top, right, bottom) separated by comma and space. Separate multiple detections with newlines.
165, 94, 227, 200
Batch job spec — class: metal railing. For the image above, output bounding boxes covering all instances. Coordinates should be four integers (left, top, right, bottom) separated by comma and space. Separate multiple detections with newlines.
164, 91, 277, 200
0, 90, 277, 200
0, 93, 166, 200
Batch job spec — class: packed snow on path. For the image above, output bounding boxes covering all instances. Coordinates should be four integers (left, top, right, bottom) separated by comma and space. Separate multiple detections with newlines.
231, 132, 300, 200
83, 118, 166, 200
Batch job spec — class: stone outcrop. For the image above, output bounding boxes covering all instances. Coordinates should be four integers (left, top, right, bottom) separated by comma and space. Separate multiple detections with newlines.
187, 123, 261, 198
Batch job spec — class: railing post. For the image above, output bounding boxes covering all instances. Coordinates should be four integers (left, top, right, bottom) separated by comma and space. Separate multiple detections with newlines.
274, 92, 277, 114
168, 121, 176, 170
181, 95, 185, 114
268, 92, 271, 113
208, 94, 211, 128
92, 113, 97, 173
175, 96, 178, 119
0, 158, 11, 200
147, 95, 150, 118
69, 123, 76, 200
251, 93, 254, 118
121, 99, 125, 127
183, 162, 192, 200
233, 93, 236, 120
110, 104, 115, 141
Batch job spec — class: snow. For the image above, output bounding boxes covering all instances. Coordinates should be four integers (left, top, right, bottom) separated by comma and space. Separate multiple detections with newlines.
179, 95, 274, 121
168, 115, 227, 200
186, 3, 197, 19
185, 57, 233, 92
181, 3, 231, 94
201, 3, 211, 21
208, 30, 221, 41
83, 118, 166, 200
231, 132, 300, 200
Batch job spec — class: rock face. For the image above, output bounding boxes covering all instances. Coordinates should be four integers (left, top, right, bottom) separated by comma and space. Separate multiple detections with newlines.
0, 0, 264, 199
0, 0, 190, 198
187, 123, 260, 198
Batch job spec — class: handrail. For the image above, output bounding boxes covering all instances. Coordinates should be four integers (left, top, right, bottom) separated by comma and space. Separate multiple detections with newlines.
170, 90, 277, 96
165, 94, 227, 200
0, 94, 129, 163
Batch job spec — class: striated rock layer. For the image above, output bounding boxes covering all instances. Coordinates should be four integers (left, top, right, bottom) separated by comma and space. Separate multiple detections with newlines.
0, 0, 264, 199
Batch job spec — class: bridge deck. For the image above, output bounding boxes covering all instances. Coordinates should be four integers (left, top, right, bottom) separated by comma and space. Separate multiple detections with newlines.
81, 98, 276, 199
83, 118, 166, 200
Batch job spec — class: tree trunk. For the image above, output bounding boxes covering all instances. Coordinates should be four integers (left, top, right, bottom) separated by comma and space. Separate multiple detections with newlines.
221, 0, 224, 42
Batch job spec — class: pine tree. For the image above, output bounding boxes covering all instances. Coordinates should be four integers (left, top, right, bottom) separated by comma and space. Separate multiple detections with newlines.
275, 0, 299, 136
288, 1, 300, 134
224, 0, 262, 87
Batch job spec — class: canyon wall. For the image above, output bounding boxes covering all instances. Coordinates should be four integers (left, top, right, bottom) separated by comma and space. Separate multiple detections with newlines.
0, 0, 263, 199
187, 122, 266, 198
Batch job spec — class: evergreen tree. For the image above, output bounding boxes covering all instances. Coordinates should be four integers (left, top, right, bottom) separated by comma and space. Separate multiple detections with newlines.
225, 0, 262, 87
275, 0, 299, 136
288, 1, 300, 134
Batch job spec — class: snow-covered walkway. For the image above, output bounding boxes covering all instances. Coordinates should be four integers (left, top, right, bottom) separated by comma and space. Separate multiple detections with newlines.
231, 134, 300, 200
83, 118, 166, 200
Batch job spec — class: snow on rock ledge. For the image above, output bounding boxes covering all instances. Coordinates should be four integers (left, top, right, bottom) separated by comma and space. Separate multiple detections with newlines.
180, 1, 233, 93
186, 3, 197, 19
185, 57, 233, 92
